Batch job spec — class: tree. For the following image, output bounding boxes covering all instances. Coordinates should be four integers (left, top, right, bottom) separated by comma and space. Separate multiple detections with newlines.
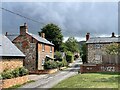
106, 43, 120, 55
80, 43, 87, 63
65, 37, 79, 53
39, 23, 63, 51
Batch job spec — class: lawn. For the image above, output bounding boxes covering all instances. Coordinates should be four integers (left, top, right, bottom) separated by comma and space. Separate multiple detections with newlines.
52, 72, 120, 88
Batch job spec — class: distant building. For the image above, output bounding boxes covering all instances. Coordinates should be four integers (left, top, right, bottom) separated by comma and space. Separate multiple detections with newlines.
0, 35, 25, 73
6, 23, 54, 71
86, 32, 120, 64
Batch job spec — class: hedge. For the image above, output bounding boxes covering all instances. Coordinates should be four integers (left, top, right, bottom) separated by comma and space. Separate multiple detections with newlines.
0, 67, 29, 80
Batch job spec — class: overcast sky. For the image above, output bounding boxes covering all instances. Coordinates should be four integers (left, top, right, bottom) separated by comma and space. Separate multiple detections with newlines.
2, 2, 118, 41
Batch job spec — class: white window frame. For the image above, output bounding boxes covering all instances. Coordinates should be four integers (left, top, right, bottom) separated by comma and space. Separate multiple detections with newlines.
50, 46, 52, 53
42, 44, 45, 52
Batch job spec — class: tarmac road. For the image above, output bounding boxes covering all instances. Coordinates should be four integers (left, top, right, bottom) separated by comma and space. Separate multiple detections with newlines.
19, 59, 82, 89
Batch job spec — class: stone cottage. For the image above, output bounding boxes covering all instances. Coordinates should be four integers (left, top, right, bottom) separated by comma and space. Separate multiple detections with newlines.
6, 23, 54, 71
0, 35, 25, 73
86, 32, 120, 64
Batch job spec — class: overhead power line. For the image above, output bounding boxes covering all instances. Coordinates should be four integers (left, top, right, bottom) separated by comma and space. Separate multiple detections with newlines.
1, 7, 44, 24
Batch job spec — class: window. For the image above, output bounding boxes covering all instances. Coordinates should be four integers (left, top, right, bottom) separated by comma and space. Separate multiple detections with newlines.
42, 59, 45, 65
95, 44, 101, 49
42, 44, 45, 51
50, 46, 52, 53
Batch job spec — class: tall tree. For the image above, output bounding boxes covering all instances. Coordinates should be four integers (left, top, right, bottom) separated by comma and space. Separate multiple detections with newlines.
39, 23, 63, 51
65, 37, 79, 53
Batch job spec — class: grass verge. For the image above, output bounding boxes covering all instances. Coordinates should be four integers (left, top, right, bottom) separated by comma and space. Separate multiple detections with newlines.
52, 72, 120, 88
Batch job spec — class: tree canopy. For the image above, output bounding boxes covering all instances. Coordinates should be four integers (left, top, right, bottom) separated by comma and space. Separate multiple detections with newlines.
106, 43, 120, 55
39, 23, 63, 51
65, 37, 79, 53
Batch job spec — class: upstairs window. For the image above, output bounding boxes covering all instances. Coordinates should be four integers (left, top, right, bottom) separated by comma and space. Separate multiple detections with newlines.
42, 44, 45, 51
94, 44, 101, 49
50, 46, 52, 53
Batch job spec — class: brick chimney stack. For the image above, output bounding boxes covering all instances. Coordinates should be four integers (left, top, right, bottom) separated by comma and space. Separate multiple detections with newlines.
41, 33, 45, 38
20, 23, 28, 35
112, 32, 115, 37
86, 33, 90, 41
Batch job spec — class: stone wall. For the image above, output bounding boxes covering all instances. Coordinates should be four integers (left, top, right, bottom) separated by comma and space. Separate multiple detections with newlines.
0, 58, 23, 73
87, 43, 110, 64
2, 75, 28, 88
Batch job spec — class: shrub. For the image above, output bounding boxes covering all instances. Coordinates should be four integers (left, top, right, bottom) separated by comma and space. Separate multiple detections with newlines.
12, 68, 19, 77
19, 67, 29, 76
56, 61, 63, 68
66, 51, 74, 63
54, 51, 62, 61
62, 58, 68, 67
44, 60, 58, 69
1, 70, 14, 79
0, 74, 2, 80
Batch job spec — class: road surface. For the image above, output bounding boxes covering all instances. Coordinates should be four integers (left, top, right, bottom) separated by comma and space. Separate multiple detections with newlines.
19, 59, 82, 89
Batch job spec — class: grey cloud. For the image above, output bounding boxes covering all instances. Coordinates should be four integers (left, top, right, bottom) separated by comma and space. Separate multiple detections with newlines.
2, 2, 118, 40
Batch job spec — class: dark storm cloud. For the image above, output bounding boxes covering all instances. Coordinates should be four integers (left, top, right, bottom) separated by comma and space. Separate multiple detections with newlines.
2, 2, 118, 40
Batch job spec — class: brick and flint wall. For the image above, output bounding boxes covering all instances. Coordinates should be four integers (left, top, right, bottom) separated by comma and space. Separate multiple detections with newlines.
87, 43, 110, 64
0, 57, 23, 73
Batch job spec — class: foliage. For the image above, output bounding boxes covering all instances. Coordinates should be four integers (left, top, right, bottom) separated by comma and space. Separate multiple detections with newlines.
66, 51, 74, 63
56, 61, 64, 68
1, 70, 14, 79
0, 74, 2, 80
106, 43, 120, 55
44, 60, 58, 69
55, 51, 62, 60
1, 67, 29, 80
65, 37, 79, 53
12, 68, 20, 77
39, 23, 63, 51
19, 67, 29, 76
80, 43, 87, 63
62, 58, 68, 67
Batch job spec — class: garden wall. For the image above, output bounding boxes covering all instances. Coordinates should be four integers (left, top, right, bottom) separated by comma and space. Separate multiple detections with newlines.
0, 58, 23, 73
80, 64, 120, 73
29, 69, 58, 74
1, 75, 28, 88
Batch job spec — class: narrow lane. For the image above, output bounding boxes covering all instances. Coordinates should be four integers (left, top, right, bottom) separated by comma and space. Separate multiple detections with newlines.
19, 59, 82, 89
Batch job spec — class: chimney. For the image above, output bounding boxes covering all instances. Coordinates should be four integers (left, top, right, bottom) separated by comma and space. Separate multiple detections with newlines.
111, 32, 115, 37
86, 33, 90, 41
20, 23, 28, 35
5, 32, 8, 36
41, 33, 45, 38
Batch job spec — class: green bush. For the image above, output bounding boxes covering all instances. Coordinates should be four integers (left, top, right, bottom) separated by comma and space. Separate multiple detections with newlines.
54, 51, 62, 61
19, 67, 29, 76
12, 68, 19, 77
44, 60, 58, 69
1, 70, 14, 79
56, 61, 63, 68
62, 58, 68, 67
66, 51, 74, 63
1, 67, 29, 80
0, 74, 2, 80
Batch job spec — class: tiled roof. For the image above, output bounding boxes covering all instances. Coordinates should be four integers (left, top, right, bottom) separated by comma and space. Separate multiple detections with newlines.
0, 35, 25, 57
27, 32, 54, 46
86, 37, 120, 44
